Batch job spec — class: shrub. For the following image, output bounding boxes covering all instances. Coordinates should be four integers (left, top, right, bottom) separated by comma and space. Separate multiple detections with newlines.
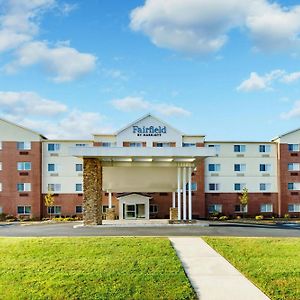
0, 213, 7, 221
219, 216, 228, 221
255, 215, 264, 220
236, 215, 241, 220
284, 213, 290, 219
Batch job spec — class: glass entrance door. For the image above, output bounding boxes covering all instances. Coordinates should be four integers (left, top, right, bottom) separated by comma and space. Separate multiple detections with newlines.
136, 204, 145, 218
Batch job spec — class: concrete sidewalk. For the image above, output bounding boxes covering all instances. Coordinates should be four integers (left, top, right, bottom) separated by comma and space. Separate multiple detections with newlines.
169, 237, 270, 300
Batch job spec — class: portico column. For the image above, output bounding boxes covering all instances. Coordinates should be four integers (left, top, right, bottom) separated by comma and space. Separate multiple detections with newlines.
172, 192, 176, 208
108, 192, 112, 209
177, 167, 181, 220
188, 167, 192, 220
182, 167, 187, 221
83, 158, 102, 225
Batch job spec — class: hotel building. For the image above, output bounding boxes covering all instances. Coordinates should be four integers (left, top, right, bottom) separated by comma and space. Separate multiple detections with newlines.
0, 114, 300, 223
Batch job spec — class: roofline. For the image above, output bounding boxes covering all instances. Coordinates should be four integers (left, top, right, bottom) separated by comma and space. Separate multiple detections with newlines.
205, 141, 276, 144
272, 127, 300, 141
115, 113, 184, 135
42, 140, 93, 142
0, 117, 47, 140
183, 135, 205, 138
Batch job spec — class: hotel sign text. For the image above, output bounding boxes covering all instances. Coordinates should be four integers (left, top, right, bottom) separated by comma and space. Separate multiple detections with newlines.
133, 125, 167, 137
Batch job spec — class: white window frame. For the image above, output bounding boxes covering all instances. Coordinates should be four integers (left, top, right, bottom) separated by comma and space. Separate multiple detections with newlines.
288, 163, 300, 171
47, 206, 61, 215
17, 183, 31, 192
17, 162, 31, 171
260, 204, 273, 213
208, 164, 221, 172
288, 182, 300, 190
288, 144, 300, 152
259, 145, 271, 153
0, 182, 2, 192
259, 183, 271, 191
48, 184, 61, 192
17, 142, 31, 150
75, 184, 83, 192
259, 164, 271, 172
47, 164, 57, 172
0, 162, 2, 171
209, 183, 220, 191
234, 164, 246, 172
208, 144, 221, 153
234, 145, 246, 153
234, 183, 246, 191
288, 204, 300, 212
17, 205, 31, 214
75, 164, 83, 172
48, 143, 60, 152
208, 204, 222, 213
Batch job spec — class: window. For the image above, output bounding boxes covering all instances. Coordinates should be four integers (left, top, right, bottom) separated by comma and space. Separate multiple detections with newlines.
260, 204, 273, 213
209, 183, 220, 191
75, 184, 82, 192
259, 164, 271, 172
260, 183, 271, 191
208, 144, 220, 153
234, 145, 246, 152
150, 204, 158, 214
186, 182, 197, 191
17, 142, 31, 150
48, 143, 60, 151
288, 182, 300, 190
129, 142, 142, 147
75, 143, 87, 147
234, 183, 246, 191
48, 184, 61, 192
208, 164, 220, 172
234, 164, 246, 172
17, 183, 31, 192
182, 143, 196, 147
259, 145, 271, 153
47, 164, 56, 172
0, 142, 2, 150
288, 144, 300, 152
288, 204, 300, 212
47, 206, 61, 215
76, 206, 83, 213
208, 204, 222, 213
102, 142, 112, 147
154, 142, 173, 147
288, 163, 300, 171
17, 162, 31, 171
17, 206, 31, 214
0, 183, 2, 192
235, 204, 248, 213
75, 164, 83, 172
0, 162, 2, 171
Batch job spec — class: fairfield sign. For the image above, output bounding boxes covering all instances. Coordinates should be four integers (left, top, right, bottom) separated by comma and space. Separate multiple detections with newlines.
133, 125, 167, 137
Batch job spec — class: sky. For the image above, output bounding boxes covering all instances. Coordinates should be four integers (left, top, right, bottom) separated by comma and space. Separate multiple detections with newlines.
0, 0, 300, 141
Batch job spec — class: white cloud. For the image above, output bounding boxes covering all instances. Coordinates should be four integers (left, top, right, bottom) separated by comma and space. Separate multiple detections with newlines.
111, 96, 190, 116
237, 69, 300, 92
130, 0, 300, 54
0, 90, 111, 139
0, 0, 55, 52
281, 72, 300, 83
5, 41, 97, 82
0, 0, 97, 81
281, 101, 300, 119
0, 91, 67, 115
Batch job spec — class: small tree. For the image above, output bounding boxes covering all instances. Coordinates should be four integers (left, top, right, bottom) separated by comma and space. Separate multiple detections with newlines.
44, 190, 55, 219
239, 187, 249, 218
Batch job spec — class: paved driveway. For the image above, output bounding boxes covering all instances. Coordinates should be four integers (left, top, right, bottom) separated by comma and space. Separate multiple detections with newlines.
0, 222, 299, 237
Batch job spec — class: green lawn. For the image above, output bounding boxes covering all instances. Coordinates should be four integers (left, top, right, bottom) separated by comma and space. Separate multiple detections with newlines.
0, 237, 196, 300
203, 237, 300, 300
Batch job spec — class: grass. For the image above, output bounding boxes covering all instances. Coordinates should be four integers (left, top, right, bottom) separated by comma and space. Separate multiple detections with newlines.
203, 237, 300, 300
0, 237, 196, 300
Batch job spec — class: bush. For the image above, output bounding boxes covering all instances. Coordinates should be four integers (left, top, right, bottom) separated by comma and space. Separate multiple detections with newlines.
236, 216, 241, 220
284, 213, 290, 219
255, 215, 264, 220
0, 213, 7, 221
219, 216, 228, 221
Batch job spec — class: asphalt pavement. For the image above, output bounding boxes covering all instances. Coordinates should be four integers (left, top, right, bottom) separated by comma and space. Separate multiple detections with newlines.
0, 221, 299, 237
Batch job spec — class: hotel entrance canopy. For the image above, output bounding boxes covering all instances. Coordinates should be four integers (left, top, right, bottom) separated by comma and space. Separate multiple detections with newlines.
71, 146, 215, 193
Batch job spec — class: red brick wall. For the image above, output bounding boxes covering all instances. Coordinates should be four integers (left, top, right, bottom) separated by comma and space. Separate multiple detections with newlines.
278, 144, 300, 217
0, 141, 42, 218
205, 192, 278, 217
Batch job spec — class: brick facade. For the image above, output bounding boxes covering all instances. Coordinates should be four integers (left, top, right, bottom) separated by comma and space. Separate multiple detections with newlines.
0, 141, 42, 219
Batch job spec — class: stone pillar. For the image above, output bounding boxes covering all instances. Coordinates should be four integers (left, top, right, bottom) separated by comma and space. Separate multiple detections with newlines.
83, 158, 102, 225
106, 208, 116, 220
170, 207, 178, 220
